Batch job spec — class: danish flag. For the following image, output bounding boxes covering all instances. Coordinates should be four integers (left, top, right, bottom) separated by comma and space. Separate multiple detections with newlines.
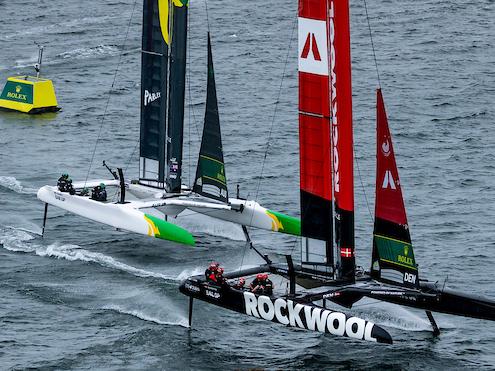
340, 247, 353, 258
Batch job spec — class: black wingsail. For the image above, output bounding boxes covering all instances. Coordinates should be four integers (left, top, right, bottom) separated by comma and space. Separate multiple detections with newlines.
192, 33, 228, 203
166, 1, 188, 193
139, 0, 169, 188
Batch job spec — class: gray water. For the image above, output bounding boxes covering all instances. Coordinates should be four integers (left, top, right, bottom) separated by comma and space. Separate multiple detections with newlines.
1, 0, 494, 369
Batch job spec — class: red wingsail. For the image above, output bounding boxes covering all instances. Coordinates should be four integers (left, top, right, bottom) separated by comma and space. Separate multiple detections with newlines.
298, 0, 333, 272
298, 0, 355, 279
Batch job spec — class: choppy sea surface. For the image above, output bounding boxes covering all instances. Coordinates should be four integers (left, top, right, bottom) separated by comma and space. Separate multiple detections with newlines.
1, 0, 494, 369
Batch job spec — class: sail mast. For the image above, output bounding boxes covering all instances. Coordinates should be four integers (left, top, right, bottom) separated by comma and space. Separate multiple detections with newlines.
329, 0, 355, 281
193, 33, 229, 203
166, 0, 188, 193
298, 0, 334, 276
139, 0, 170, 188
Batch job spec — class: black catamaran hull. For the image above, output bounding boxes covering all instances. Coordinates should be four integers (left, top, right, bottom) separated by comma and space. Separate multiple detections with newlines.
179, 276, 393, 344
306, 280, 495, 322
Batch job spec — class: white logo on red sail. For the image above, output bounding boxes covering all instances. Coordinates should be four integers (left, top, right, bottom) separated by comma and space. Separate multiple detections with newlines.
298, 18, 328, 76
328, 2, 340, 194
382, 170, 397, 190
382, 140, 391, 157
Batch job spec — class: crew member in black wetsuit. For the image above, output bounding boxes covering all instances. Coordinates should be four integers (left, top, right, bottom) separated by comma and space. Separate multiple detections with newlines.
57, 173, 75, 195
91, 183, 107, 202
249, 273, 273, 295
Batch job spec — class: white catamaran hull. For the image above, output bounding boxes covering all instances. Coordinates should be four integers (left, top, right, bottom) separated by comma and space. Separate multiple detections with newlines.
37, 182, 195, 246
37, 179, 300, 245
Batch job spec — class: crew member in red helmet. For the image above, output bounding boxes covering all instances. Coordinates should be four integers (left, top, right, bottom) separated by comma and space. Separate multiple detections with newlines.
233, 277, 246, 290
205, 262, 219, 283
249, 273, 273, 295
215, 267, 226, 286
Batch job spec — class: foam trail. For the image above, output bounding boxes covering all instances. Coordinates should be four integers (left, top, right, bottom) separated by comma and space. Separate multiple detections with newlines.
36, 244, 198, 282
0, 228, 36, 252
56, 45, 120, 60
5, 224, 42, 236
0, 176, 37, 194
176, 266, 204, 280
103, 305, 189, 328
0, 227, 201, 282
348, 299, 453, 332
0, 15, 123, 41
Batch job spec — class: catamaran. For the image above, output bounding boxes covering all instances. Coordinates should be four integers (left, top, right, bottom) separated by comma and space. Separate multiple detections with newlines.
180, 0, 495, 344
37, 0, 300, 246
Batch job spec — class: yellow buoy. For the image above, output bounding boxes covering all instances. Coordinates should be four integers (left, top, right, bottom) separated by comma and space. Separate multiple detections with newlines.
0, 45, 60, 114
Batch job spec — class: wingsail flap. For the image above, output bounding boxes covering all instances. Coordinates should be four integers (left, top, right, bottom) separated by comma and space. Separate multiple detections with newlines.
166, 0, 188, 192
37, 186, 195, 246
329, 0, 355, 281
193, 33, 229, 203
372, 89, 418, 288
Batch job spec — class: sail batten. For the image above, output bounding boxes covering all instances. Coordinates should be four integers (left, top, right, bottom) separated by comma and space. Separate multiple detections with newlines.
372, 89, 418, 288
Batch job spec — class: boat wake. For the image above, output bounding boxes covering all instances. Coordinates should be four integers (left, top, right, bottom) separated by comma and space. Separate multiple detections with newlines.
7, 44, 139, 71
55, 44, 121, 61
0, 176, 37, 194
0, 227, 202, 283
102, 305, 189, 328
350, 299, 455, 332
0, 15, 124, 42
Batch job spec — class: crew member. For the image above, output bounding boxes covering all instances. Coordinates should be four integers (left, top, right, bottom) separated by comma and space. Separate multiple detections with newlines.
205, 262, 219, 283
250, 273, 273, 295
232, 277, 246, 290
79, 187, 89, 196
91, 183, 107, 202
215, 267, 226, 286
57, 173, 75, 194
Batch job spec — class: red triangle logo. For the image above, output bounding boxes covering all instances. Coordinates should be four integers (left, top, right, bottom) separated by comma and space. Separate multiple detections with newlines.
301, 33, 321, 61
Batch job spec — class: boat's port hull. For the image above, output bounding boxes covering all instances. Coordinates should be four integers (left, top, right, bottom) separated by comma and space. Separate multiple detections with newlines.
180, 276, 393, 344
